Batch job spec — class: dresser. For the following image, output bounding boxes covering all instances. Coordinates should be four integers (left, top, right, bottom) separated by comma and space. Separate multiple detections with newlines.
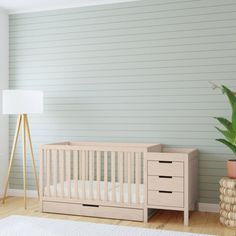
145, 148, 198, 226
0, 9, 9, 197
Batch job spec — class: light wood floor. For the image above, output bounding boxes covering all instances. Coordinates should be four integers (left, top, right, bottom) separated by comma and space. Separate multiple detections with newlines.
0, 197, 235, 235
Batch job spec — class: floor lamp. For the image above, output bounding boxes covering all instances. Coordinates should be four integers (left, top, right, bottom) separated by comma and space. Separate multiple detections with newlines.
2, 90, 43, 209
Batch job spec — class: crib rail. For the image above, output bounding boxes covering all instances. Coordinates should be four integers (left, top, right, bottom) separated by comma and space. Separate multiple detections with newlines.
39, 142, 149, 208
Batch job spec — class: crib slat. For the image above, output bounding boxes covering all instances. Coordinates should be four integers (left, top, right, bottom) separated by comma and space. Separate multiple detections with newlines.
59, 150, 64, 197
97, 151, 101, 200
111, 151, 116, 202
89, 151, 93, 200
82, 150, 86, 200
118, 152, 124, 204
131, 152, 134, 185
52, 150, 58, 197
78, 151, 82, 199
79, 151, 82, 180
135, 152, 140, 204
86, 151, 89, 181
39, 148, 44, 199
124, 152, 128, 183
128, 152, 131, 204
46, 150, 51, 197
104, 151, 108, 201
73, 150, 78, 199
66, 150, 71, 199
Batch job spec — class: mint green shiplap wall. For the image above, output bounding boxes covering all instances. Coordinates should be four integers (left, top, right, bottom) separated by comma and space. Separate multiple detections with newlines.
9, 0, 236, 203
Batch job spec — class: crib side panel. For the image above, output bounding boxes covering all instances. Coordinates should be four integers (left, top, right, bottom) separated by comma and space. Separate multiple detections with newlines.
40, 144, 146, 209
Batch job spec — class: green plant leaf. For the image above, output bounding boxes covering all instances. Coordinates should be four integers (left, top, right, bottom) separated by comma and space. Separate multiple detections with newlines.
233, 103, 236, 131
214, 117, 232, 131
222, 85, 236, 109
216, 139, 236, 156
215, 127, 235, 143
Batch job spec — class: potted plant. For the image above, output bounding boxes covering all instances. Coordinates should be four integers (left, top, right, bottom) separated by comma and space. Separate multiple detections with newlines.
214, 85, 236, 179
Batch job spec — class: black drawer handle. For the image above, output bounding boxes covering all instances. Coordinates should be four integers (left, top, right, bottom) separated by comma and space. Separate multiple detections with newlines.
159, 176, 172, 179
82, 204, 99, 208
158, 191, 172, 194
158, 161, 172, 164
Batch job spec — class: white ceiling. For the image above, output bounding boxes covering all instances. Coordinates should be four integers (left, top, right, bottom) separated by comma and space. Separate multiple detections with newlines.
0, 0, 139, 14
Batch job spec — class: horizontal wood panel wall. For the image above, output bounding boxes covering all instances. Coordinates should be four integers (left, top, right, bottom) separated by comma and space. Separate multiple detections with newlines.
9, 0, 236, 203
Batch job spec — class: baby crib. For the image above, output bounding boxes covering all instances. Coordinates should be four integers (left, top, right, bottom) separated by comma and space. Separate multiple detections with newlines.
39, 142, 161, 221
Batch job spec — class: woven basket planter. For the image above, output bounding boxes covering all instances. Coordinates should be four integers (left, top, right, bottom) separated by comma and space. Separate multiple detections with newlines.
219, 177, 236, 189
220, 209, 236, 220
219, 177, 236, 227
220, 187, 236, 197
220, 216, 236, 227
220, 194, 236, 204
220, 202, 236, 212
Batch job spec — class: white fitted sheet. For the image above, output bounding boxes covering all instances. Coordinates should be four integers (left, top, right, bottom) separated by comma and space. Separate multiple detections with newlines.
45, 180, 144, 204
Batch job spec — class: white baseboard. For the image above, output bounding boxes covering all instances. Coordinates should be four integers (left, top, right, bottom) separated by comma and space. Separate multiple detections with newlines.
197, 203, 219, 213
8, 189, 38, 198
7, 189, 219, 213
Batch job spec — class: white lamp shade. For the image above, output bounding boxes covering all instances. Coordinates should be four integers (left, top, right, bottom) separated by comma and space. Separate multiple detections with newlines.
2, 90, 44, 114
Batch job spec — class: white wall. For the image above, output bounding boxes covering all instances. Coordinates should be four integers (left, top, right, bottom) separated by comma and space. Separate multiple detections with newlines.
0, 8, 9, 196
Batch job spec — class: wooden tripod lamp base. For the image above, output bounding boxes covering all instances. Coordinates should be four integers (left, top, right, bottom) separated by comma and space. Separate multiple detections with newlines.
1, 90, 44, 209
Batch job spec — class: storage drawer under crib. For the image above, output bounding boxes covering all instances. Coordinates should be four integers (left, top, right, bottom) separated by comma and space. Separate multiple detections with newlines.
147, 190, 183, 208
42, 201, 144, 221
148, 176, 183, 192
147, 160, 183, 176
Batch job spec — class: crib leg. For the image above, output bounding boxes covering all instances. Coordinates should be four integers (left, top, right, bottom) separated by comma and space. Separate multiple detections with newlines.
144, 208, 148, 223
184, 209, 189, 226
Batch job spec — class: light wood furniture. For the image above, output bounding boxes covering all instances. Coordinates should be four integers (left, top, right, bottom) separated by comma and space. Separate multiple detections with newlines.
146, 148, 198, 226
219, 177, 236, 228
39, 142, 198, 225
2, 114, 39, 209
40, 142, 161, 222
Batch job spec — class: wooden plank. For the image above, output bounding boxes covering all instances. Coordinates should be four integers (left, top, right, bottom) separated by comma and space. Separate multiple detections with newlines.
39, 148, 44, 202
82, 150, 86, 200
118, 151, 124, 204
124, 152, 128, 183
73, 150, 78, 199
52, 150, 58, 197
89, 150, 93, 200
143, 151, 148, 222
46, 150, 51, 197
111, 151, 116, 202
135, 152, 140, 204
131, 152, 134, 184
66, 150, 71, 199
59, 150, 65, 198
128, 152, 131, 204
104, 151, 108, 201
79, 150, 82, 180
96, 151, 101, 201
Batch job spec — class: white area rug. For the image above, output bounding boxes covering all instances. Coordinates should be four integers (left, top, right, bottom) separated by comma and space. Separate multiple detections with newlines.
0, 215, 211, 236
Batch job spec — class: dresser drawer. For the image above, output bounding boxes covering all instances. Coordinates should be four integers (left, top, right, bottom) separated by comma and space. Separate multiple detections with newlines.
148, 176, 183, 192
148, 160, 183, 176
148, 190, 183, 208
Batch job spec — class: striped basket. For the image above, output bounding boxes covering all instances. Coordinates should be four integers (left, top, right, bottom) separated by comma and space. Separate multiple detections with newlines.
219, 177, 236, 228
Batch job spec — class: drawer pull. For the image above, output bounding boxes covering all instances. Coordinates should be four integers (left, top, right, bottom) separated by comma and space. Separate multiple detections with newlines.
82, 204, 99, 208
158, 191, 172, 194
158, 161, 172, 164
159, 176, 172, 179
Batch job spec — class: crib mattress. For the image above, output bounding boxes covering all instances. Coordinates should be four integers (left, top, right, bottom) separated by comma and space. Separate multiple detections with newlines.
45, 180, 144, 204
